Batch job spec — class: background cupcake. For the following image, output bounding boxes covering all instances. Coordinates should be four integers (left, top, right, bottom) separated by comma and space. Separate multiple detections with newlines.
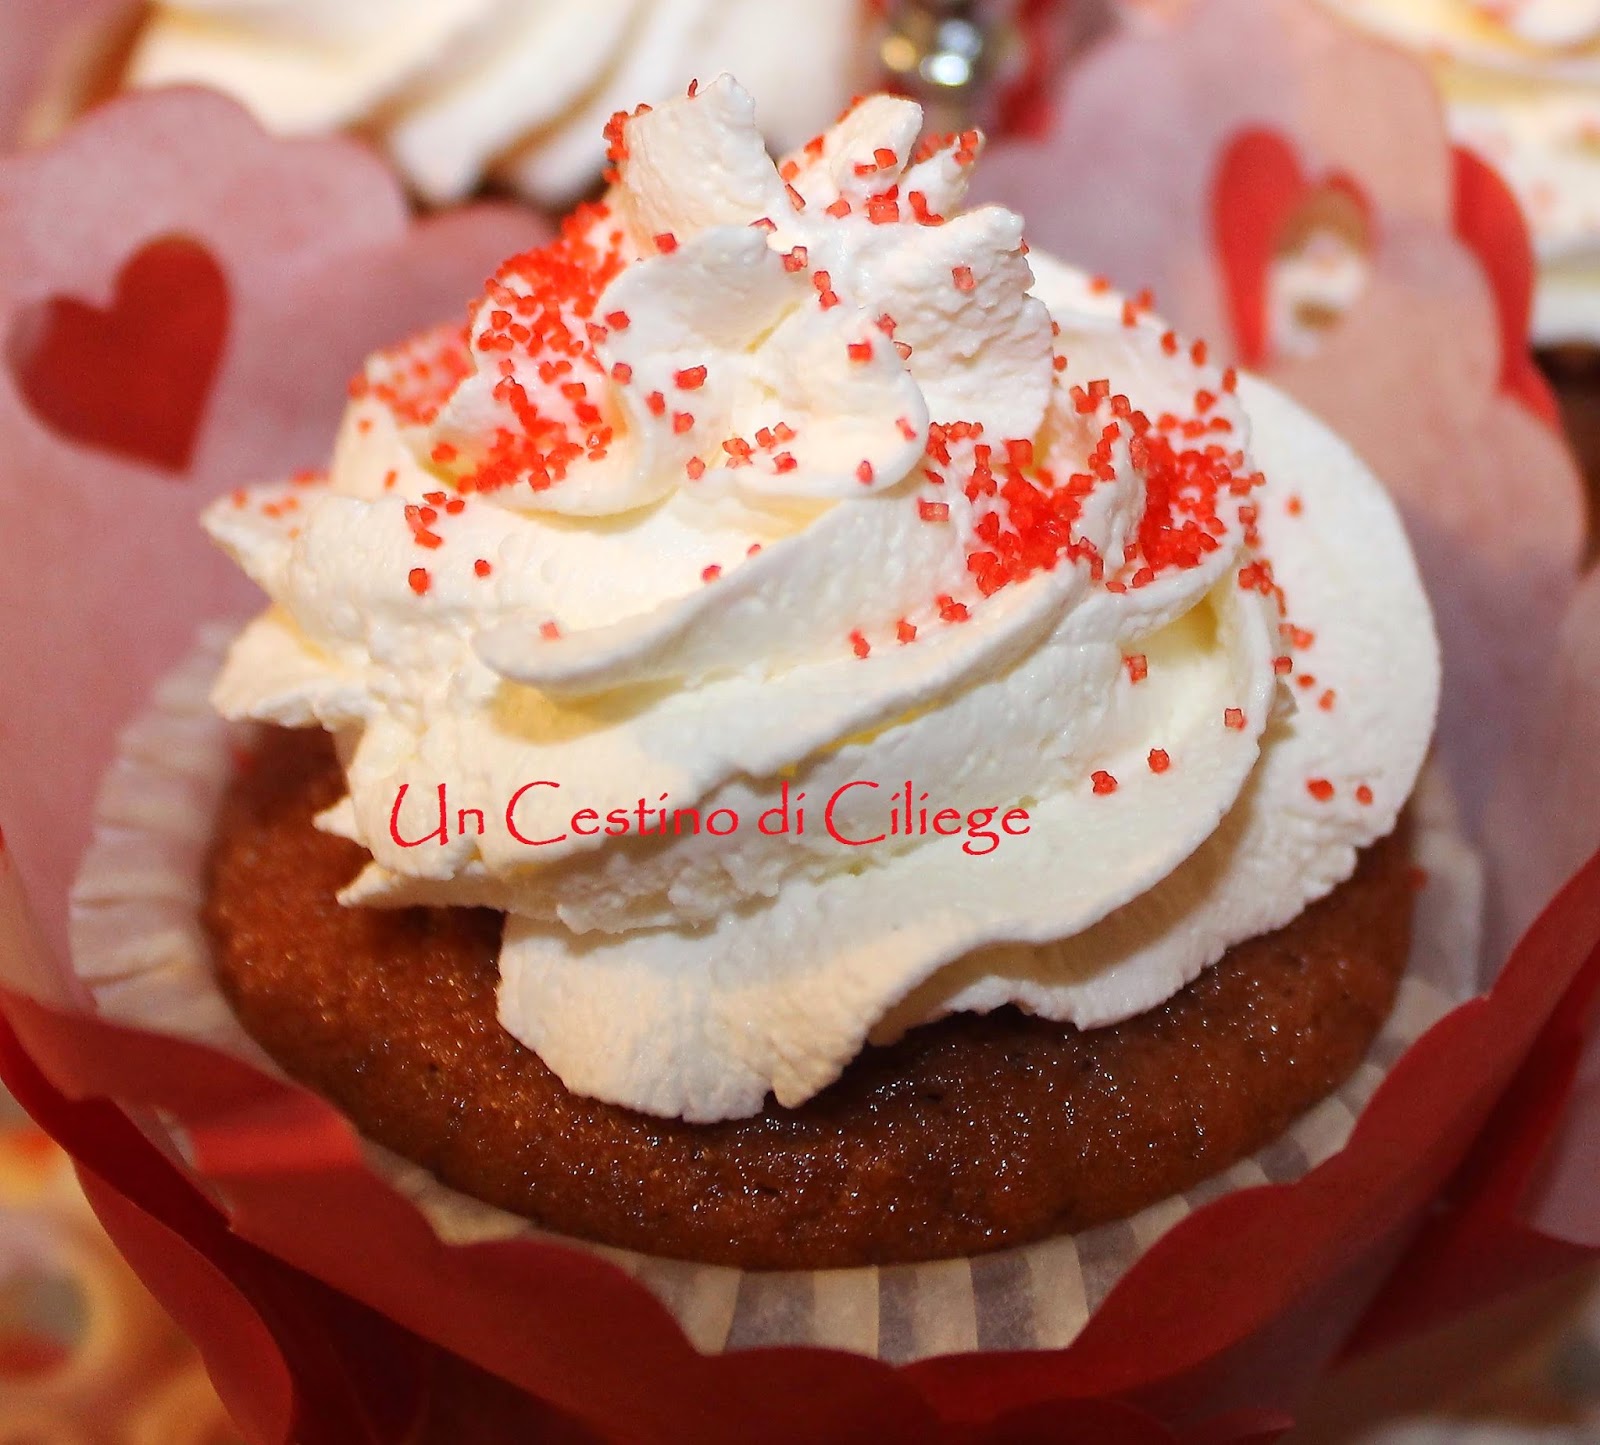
12, 0, 867, 208
1313, 0, 1600, 527
1315, 0, 1600, 342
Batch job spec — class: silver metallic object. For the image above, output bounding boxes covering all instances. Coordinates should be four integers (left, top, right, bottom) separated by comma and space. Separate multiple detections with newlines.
874, 1, 1113, 135
875, 1, 1016, 133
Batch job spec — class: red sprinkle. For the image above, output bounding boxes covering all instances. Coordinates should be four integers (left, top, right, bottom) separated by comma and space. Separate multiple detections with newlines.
896, 619, 918, 644
1319, 689, 1337, 711
952, 265, 976, 292
605, 310, 630, 330
674, 365, 707, 389
918, 498, 950, 522
686, 456, 706, 480
1148, 748, 1170, 774
847, 340, 873, 362
1356, 784, 1374, 805
850, 629, 871, 658
1307, 778, 1335, 802
611, 361, 633, 383
539, 620, 561, 640
1224, 707, 1246, 730
856, 459, 875, 485
826, 197, 852, 218
408, 567, 430, 595
654, 232, 679, 253
702, 564, 722, 583
1091, 770, 1118, 795
673, 412, 694, 433
474, 558, 492, 577
646, 391, 666, 416
1124, 653, 1148, 683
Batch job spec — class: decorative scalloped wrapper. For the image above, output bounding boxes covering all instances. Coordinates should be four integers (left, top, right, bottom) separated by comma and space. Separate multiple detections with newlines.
64, 624, 1484, 1367
0, 6, 1596, 1439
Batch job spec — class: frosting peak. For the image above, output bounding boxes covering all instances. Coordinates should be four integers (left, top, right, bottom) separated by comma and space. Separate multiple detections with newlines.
206, 79, 1438, 1122
417, 78, 1046, 519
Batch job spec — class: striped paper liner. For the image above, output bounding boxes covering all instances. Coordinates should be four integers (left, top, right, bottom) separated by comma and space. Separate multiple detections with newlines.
69, 625, 1484, 1364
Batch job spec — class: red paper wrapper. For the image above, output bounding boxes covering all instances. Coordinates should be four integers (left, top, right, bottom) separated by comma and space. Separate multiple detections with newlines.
0, 5, 1597, 1440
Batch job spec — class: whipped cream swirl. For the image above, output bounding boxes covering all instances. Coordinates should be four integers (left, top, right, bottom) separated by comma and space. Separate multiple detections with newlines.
1322, 0, 1600, 342
206, 77, 1438, 1122
126, 0, 862, 205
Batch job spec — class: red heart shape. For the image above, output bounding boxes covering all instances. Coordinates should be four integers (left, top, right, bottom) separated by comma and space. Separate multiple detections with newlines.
1451, 145, 1560, 424
8, 235, 229, 472
1213, 130, 1368, 367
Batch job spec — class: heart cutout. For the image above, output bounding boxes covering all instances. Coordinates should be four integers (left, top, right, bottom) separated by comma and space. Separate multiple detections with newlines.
1452, 145, 1560, 425
8, 236, 229, 472
1213, 130, 1370, 366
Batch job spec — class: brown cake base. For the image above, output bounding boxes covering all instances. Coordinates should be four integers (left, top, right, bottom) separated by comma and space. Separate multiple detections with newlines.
202, 726, 1415, 1270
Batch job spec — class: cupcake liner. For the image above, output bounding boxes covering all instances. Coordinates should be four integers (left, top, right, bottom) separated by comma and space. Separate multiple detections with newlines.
66, 627, 1485, 1363
0, 86, 546, 966
0, 12, 1597, 1442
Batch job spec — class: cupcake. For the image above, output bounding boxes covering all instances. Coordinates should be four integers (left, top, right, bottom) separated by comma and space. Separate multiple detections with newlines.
1315, 0, 1600, 523
115, 0, 867, 208
145, 75, 1435, 1270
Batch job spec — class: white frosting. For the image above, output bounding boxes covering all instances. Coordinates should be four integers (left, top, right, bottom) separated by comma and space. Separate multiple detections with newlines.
205, 78, 1439, 1122
126, 0, 862, 206
1323, 0, 1600, 341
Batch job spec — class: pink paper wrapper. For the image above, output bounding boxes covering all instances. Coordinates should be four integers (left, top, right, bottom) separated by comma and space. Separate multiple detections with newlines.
61, 624, 1484, 1365
0, 4, 1596, 1438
